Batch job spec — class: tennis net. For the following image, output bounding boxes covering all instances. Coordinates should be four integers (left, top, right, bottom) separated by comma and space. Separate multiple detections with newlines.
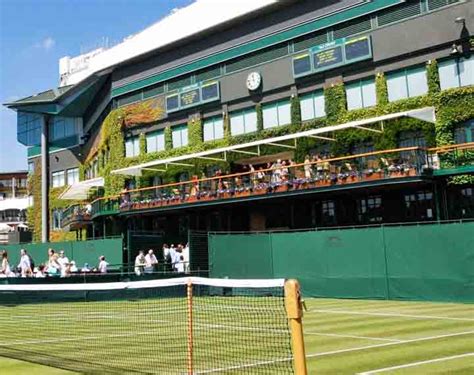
0, 277, 306, 374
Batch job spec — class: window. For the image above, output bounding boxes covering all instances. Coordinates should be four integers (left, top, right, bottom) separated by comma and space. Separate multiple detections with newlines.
28, 161, 35, 174
300, 91, 325, 121
52, 209, 62, 230
230, 108, 257, 135
125, 137, 140, 157
320, 200, 336, 225
346, 78, 376, 110
438, 56, 474, 90
49, 117, 77, 141
66, 168, 79, 185
358, 196, 383, 223
51, 171, 65, 188
203, 116, 224, 141
386, 66, 428, 102
398, 130, 427, 159
404, 190, 434, 221
17, 112, 42, 146
454, 120, 474, 144
262, 100, 291, 129
172, 125, 188, 148
146, 131, 165, 153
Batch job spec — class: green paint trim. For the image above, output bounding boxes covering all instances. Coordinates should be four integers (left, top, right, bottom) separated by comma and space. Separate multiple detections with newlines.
111, 0, 402, 98
433, 165, 474, 176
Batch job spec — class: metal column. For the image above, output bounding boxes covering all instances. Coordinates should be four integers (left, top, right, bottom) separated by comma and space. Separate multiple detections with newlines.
41, 115, 50, 243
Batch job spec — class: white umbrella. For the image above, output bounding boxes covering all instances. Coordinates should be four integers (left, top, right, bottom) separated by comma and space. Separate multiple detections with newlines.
0, 223, 13, 233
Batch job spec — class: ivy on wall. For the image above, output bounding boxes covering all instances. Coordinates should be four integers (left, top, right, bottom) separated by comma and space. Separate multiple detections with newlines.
256, 103, 263, 132
188, 116, 203, 147
324, 83, 347, 124
291, 95, 302, 129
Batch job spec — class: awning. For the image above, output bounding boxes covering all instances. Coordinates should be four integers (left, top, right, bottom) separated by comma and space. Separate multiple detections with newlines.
0, 223, 14, 233
0, 197, 29, 211
111, 107, 436, 177
58, 177, 104, 200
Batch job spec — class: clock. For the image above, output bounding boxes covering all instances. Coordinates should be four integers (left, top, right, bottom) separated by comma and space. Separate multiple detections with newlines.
246, 72, 262, 91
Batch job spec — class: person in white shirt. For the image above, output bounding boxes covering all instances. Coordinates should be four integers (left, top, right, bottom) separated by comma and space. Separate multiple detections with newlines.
0, 250, 14, 277
35, 265, 46, 278
98, 256, 108, 274
18, 249, 31, 278
57, 250, 70, 274
169, 244, 177, 271
144, 249, 158, 274
81, 263, 91, 273
175, 255, 185, 273
182, 244, 190, 273
134, 251, 146, 276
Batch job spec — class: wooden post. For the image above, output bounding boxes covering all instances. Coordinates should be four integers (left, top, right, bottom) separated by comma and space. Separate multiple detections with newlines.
285, 279, 307, 375
187, 279, 193, 375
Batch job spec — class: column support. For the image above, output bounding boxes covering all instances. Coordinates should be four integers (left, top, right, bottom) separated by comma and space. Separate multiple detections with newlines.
41, 115, 50, 243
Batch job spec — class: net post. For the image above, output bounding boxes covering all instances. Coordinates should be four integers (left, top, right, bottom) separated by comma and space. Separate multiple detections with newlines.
284, 279, 307, 375
187, 279, 194, 375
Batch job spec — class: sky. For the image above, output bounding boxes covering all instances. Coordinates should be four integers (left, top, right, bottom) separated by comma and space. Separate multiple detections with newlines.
0, 0, 193, 172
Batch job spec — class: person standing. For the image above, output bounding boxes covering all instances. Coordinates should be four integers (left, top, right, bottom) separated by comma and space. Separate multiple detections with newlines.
145, 249, 158, 274
182, 243, 190, 274
0, 250, 14, 277
57, 250, 70, 276
98, 256, 108, 274
18, 249, 32, 277
134, 251, 146, 276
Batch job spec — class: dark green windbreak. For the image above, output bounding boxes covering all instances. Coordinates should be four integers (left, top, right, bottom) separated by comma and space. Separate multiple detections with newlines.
209, 222, 474, 302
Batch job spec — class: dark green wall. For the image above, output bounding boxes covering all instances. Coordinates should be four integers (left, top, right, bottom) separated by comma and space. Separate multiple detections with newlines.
209, 222, 474, 302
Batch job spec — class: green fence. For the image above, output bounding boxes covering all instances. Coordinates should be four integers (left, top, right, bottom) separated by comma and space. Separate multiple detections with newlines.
209, 222, 474, 302
2, 237, 123, 270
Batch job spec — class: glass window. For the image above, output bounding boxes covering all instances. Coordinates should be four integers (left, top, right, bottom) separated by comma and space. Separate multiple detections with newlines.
146, 131, 165, 153
51, 171, 65, 188
125, 137, 140, 157
203, 117, 224, 141
263, 100, 291, 129
230, 108, 257, 135
357, 195, 383, 223
454, 120, 474, 144
346, 79, 376, 110
49, 117, 77, 141
387, 66, 428, 102
320, 200, 336, 225
300, 91, 325, 122
52, 209, 62, 230
66, 168, 79, 185
28, 161, 35, 174
439, 56, 474, 90
17, 112, 42, 146
404, 190, 434, 221
172, 125, 188, 148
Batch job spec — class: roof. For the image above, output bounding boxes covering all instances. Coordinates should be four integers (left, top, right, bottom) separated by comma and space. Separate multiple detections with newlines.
58, 177, 104, 200
111, 107, 436, 177
6, 86, 74, 106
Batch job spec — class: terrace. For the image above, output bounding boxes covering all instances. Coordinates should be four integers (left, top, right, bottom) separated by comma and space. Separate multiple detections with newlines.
83, 143, 473, 219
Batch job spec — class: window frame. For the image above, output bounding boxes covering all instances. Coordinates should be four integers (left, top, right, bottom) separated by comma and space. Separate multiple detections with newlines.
66, 168, 79, 185
262, 100, 291, 129
345, 78, 376, 110
229, 108, 258, 136
146, 130, 166, 153
171, 124, 189, 148
125, 136, 140, 158
51, 170, 65, 188
386, 66, 428, 102
203, 116, 224, 142
438, 56, 474, 90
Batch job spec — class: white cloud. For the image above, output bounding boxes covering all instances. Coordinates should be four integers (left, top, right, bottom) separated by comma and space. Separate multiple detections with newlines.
35, 37, 55, 51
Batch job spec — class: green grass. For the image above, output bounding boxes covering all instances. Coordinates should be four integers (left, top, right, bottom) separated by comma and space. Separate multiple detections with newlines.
0, 297, 473, 374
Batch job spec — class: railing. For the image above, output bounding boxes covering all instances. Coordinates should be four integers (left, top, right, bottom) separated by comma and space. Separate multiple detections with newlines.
61, 203, 92, 228
88, 143, 473, 217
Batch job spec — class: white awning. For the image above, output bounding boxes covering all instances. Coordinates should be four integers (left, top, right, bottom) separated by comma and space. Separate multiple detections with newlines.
58, 177, 104, 200
111, 107, 436, 177
0, 197, 29, 211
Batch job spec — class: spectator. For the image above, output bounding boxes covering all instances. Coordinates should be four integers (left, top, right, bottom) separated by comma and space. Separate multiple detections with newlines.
304, 155, 312, 179
18, 249, 32, 277
169, 244, 177, 270
81, 263, 91, 273
134, 250, 146, 276
46, 249, 60, 276
145, 249, 158, 274
57, 250, 70, 274
70, 261, 78, 273
35, 264, 46, 278
0, 250, 14, 277
172, 245, 183, 272
182, 243, 190, 274
176, 255, 185, 273
98, 256, 108, 274
162, 244, 171, 271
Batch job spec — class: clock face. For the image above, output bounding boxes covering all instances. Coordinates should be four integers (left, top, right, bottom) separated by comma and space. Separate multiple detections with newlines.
246, 72, 261, 91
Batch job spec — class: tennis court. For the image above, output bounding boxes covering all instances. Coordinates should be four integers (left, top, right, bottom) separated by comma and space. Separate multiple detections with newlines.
0, 294, 472, 374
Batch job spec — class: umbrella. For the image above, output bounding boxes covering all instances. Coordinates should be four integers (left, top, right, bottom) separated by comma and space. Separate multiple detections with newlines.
0, 223, 13, 233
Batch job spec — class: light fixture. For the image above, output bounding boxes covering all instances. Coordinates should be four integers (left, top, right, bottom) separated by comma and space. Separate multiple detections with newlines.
450, 43, 462, 55
455, 17, 466, 26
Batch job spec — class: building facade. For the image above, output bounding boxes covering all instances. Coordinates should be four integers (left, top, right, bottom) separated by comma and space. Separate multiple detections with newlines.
5, 0, 474, 260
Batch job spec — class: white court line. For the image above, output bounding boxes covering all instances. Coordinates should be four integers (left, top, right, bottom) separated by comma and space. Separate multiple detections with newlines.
307, 330, 474, 358
304, 331, 403, 342
194, 331, 474, 373
358, 352, 474, 374
308, 309, 474, 322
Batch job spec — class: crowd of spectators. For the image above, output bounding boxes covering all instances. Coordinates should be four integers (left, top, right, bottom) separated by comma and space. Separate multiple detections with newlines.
134, 244, 189, 275
0, 248, 109, 278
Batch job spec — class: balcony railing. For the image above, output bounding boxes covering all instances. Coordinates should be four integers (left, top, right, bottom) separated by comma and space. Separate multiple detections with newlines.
88, 143, 473, 217
61, 203, 92, 229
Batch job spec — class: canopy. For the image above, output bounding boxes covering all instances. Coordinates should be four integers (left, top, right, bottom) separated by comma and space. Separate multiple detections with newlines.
0, 223, 14, 233
111, 107, 436, 177
58, 177, 104, 200
0, 197, 29, 211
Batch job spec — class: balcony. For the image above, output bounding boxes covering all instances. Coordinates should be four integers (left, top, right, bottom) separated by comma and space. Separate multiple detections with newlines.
88, 144, 473, 217
61, 203, 92, 230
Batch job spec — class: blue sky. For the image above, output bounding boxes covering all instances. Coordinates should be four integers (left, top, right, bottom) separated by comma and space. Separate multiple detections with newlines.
0, 0, 193, 172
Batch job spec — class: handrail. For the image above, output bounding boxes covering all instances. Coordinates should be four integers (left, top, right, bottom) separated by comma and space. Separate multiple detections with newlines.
428, 142, 474, 153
